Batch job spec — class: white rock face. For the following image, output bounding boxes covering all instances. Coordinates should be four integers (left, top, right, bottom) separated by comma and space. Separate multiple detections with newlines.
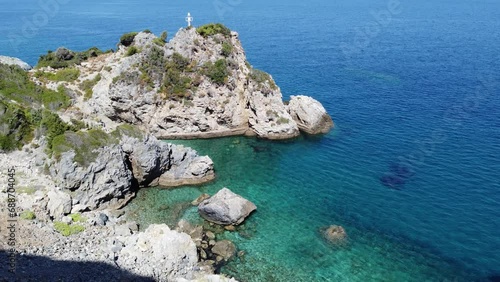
287, 95, 334, 134
47, 189, 72, 219
198, 188, 256, 225
0, 55, 31, 70
119, 224, 199, 281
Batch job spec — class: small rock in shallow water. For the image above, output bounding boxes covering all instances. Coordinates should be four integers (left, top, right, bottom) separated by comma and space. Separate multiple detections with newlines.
192, 193, 210, 206
323, 225, 348, 244
212, 240, 236, 261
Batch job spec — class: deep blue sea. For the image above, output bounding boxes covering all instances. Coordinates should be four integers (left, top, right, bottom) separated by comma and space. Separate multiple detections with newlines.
1, 0, 499, 281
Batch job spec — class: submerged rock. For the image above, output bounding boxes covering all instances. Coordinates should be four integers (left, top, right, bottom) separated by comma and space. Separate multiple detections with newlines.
192, 193, 211, 206
287, 95, 334, 134
322, 225, 348, 244
198, 188, 256, 225
211, 240, 236, 261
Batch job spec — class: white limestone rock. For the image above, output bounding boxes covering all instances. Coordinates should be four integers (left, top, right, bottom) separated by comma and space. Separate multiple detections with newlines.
198, 188, 256, 225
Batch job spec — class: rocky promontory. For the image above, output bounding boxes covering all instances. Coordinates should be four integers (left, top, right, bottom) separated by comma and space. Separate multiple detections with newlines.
30, 25, 332, 140
0, 23, 334, 281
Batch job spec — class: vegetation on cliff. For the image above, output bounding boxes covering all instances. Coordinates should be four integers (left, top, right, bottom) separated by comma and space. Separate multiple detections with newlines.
36, 47, 108, 69
197, 23, 231, 38
51, 124, 143, 166
0, 63, 75, 151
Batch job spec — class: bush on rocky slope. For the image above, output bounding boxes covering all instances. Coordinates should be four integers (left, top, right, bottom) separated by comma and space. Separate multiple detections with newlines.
197, 23, 231, 38
37, 47, 106, 69
0, 63, 70, 109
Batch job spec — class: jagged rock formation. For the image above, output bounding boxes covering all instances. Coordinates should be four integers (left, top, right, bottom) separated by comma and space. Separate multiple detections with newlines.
0, 55, 31, 70
287, 95, 334, 134
198, 188, 256, 225
50, 130, 214, 211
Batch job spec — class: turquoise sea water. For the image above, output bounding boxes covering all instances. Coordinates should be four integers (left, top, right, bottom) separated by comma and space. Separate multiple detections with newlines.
1, 0, 499, 281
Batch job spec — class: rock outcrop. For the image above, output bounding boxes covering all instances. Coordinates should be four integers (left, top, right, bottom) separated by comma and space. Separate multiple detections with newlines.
211, 240, 236, 261
51, 145, 135, 210
50, 131, 214, 210
47, 189, 72, 219
121, 135, 215, 187
198, 188, 256, 225
287, 95, 334, 134
0, 55, 31, 70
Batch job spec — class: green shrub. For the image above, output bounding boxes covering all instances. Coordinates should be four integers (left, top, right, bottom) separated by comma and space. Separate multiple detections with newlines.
120, 32, 138, 46
153, 31, 168, 46
143, 29, 152, 34
250, 68, 277, 90
196, 23, 231, 38
36, 47, 104, 69
1, 64, 70, 110
203, 59, 229, 85
51, 129, 117, 166
17, 186, 37, 195
0, 101, 34, 151
161, 52, 195, 100
221, 42, 233, 57
160, 31, 168, 41
20, 210, 36, 220
80, 74, 101, 100
35, 67, 80, 82
69, 213, 86, 223
170, 52, 190, 71
126, 46, 141, 57
139, 46, 166, 87
54, 221, 85, 236
41, 110, 73, 150
70, 118, 87, 131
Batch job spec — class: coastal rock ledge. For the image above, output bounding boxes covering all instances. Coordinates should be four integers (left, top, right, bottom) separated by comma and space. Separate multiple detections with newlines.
198, 188, 256, 225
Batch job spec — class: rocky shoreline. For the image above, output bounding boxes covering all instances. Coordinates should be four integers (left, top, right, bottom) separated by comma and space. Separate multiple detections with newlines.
0, 24, 334, 281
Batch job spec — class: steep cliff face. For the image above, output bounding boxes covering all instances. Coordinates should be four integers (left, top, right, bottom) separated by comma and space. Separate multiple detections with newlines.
33, 26, 332, 140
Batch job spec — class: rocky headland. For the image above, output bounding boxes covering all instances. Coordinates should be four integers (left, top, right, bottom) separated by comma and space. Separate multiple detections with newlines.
0, 23, 333, 281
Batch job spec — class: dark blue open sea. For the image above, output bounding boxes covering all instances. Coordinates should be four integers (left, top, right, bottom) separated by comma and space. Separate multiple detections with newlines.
1, 0, 499, 281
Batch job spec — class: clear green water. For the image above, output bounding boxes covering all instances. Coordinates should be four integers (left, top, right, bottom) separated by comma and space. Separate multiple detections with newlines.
125, 136, 479, 282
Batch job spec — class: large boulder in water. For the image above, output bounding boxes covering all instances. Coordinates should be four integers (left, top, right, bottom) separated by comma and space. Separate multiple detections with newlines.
198, 188, 256, 225
287, 95, 334, 134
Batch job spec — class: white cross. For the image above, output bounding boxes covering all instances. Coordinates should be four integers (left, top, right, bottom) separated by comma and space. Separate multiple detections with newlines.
186, 12, 193, 27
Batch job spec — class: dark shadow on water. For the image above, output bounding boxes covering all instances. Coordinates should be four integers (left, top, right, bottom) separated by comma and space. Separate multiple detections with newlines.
380, 161, 416, 190
0, 251, 154, 282
489, 275, 500, 282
